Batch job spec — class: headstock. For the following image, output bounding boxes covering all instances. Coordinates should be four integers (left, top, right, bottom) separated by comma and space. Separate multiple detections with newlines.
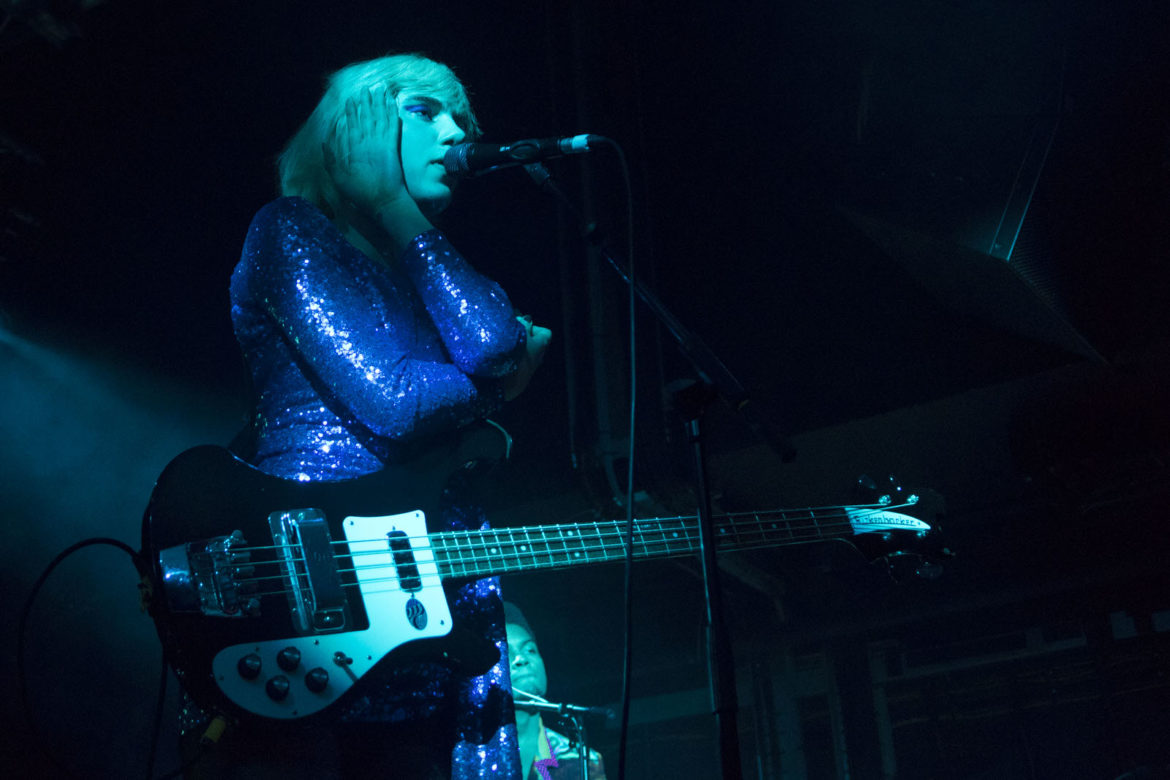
848, 474, 953, 580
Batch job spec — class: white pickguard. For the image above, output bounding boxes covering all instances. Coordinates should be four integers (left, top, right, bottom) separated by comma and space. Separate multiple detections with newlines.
210, 510, 453, 719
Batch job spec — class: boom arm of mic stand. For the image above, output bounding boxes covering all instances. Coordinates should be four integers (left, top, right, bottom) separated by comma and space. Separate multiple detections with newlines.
524, 163, 795, 463
513, 699, 604, 717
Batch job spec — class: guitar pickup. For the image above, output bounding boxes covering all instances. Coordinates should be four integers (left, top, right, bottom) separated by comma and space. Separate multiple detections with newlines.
386, 530, 422, 592
268, 509, 347, 634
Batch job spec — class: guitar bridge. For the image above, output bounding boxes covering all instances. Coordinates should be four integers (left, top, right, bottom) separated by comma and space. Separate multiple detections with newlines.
268, 509, 347, 634
158, 531, 255, 617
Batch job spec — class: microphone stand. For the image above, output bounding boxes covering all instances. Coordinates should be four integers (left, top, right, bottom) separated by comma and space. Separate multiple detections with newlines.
515, 691, 608, 780
523, 164, 796, 464
526, 162, 787, 780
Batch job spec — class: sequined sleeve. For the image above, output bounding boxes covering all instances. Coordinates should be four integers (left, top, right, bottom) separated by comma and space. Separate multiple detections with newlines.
234, 197, 516, 442
400, 230, 526, 378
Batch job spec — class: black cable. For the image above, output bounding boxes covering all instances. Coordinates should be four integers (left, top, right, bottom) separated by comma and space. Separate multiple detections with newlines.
146, 643, 169, 780
155, 739, 214, 780
17, 536, 146, 776
526, 138, 638, 779
603, 138, 637, 780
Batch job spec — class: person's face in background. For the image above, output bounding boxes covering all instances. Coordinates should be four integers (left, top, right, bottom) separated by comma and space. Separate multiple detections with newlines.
507, 622, 548, 698
396, 92, 466, 216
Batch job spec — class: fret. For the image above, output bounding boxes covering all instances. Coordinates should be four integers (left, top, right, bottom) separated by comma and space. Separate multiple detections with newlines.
536, 525, 551, 569
477, 528, 491, 577
716, 514, 736, 550
744, 512, 769, 545
442, 530, 459, 578
782, 511, 799, 540
789, 511, 803, 540
593, 520, 612, 562
557, 524, 574, 568
461, 530, 473, 572
634, 518, 654, 558
811, 509, 826, 539
751, 511, 778, 542
670, 516, 695, 555
430, 532, 448, 578
567, 524, 587, 565
517, 528, 535, 570
534, 526, 546, 568
643, 518, 670, 558
610, 520, 628, 560
509, 527, 525, 572
731, 513, 750, 547
452, 529, 468, 578
465, 529, 482, 577
645, 516, 674, 556
483, 528, 500, 574
635, 519, 651, 558
670, 517, 688, 554
765, 512, 782, 544
744, 513, 764, 547
545, 525, 568, 569
521, 526, 537, 571
654, 518, 675, 557
492, 528, 515, 575
478, 529, 492, 574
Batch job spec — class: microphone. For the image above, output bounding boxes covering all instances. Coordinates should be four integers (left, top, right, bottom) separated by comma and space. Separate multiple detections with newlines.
513, 699, 615, 720
443, 134, 603, 177
512, 687, 614, 719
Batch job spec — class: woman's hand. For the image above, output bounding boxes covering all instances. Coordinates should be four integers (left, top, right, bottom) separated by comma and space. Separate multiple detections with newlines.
324, 88, 410, 214
503, 317, 552, 401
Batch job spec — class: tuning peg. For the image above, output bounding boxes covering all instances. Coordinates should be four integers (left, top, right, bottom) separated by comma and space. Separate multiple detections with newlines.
913, 558, 944, 581
885, 552, 943, 581
854, 473, 906, 504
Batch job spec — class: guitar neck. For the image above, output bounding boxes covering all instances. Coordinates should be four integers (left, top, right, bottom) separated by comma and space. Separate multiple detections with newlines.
430, 507, 857, 580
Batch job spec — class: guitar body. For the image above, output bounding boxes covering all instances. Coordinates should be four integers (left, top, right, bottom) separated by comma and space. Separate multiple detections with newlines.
141, 428, 505, 724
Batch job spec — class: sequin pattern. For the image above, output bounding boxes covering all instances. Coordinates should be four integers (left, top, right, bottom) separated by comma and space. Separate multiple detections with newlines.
227, 196, 527, 777
231, 196, 525, 481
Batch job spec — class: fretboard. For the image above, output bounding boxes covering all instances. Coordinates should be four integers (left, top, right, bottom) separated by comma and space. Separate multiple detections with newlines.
430, 506, 860, 580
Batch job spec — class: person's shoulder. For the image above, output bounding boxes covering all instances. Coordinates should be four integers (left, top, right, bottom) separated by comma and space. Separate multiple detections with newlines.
235, 197, 333, 287
242, 197, 340, 260
250, 196, 325, 230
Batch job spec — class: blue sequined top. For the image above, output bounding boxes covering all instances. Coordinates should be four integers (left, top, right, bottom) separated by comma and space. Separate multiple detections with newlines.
229, 196, 527, 777
231, 196, 525, 480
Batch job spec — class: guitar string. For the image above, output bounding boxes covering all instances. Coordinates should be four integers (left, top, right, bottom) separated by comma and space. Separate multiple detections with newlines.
235, 520, 860, 600
222, 505, 884, 571
225, 500, 879, 554
216, 500, 909, 559
220, 504, 927, 600
235, 524, 929, 602
213, 502, 918, 581
232, 522, 855, 590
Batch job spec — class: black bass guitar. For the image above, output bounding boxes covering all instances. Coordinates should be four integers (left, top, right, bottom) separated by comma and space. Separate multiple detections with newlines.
141, 428, 944, 724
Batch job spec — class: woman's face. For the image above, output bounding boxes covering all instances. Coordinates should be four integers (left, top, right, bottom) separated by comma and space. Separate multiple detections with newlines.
396, 92, 467, 216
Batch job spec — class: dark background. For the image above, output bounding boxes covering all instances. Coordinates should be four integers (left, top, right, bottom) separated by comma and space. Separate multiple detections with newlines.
3, 0, 1169, 777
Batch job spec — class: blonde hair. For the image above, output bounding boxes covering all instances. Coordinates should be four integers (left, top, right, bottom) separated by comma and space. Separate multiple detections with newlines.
278, 53, 481, 219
